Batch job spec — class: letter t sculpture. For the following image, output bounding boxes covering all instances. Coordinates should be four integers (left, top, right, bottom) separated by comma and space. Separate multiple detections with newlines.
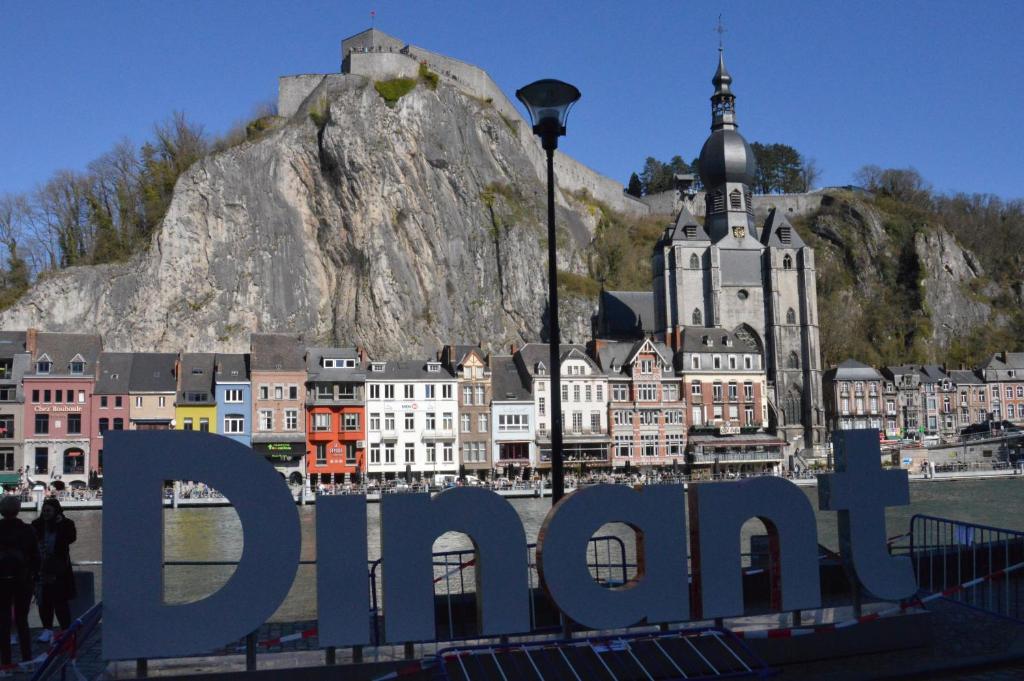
818, 429, 916, 601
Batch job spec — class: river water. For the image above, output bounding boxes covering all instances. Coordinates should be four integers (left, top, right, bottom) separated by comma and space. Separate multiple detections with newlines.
62, 477, 1024, 622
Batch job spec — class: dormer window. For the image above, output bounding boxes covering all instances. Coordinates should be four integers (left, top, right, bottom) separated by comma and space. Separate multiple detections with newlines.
427, 362, 440, 373
36, 360, 51, 375
371, 362, 385, 372
536, 362, 546, 375
702, 336, 712, 346
323, 358, 356, 369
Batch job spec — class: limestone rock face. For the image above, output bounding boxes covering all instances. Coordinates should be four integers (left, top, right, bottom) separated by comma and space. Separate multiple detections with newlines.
914, 228, 991, 346
0, 76, 596, 355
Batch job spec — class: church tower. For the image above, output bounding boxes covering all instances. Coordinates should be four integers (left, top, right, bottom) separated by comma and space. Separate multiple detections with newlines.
654, 50, 825, 455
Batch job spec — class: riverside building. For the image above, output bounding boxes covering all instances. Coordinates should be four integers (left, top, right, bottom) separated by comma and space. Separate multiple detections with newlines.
489, 355, 536, 479
440, 345, 491, 479
305, 347, 368, 485
365, 359, 458, 481
127, 352, 178, 431
980, 352, 1024, 426
0, 332, 28, 486
22, 331, 102, 487
250, 334, 308, 484
215, 354, 252, 447
91, 352, 133, 474
176, 353, 217, 434
591, 338, 686, 471
517, 344, 610, 473
822, 359, 886, 433
675, 327, 782, 475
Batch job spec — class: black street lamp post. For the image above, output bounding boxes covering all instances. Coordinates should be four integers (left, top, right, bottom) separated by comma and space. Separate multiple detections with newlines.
516, 79, 581, 505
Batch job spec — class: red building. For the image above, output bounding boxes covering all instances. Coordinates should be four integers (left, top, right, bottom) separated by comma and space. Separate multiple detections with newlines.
305, 347, 368, 485
90, 352, 133, 474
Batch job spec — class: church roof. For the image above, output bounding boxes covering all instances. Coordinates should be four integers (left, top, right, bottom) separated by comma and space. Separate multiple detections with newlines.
596, 290, 656, 340
761, 209, 806, 248
666, 204, 710, 242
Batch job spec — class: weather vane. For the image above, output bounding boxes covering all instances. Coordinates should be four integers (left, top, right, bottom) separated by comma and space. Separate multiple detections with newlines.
715, 14, 726, 50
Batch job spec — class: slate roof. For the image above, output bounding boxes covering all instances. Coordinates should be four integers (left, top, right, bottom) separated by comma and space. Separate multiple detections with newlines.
824, 358, 883, 382
490, 355, 531, 402
594, 339, 674, 377
918, 364, 950, 384
216, 354, 250, 383
128, 353, 178, 393
305, 347, 367, 382
0, 332, 26, 359
981, 353, 1024, 370
596, 290, 656, 340
677, 327, 759, 354
250, 334, 306, 372
95, 352, 134, 394
664, 204, 709, 243
178, 353, 216, 400
515, 343, 601, 378
947, 369, 984, 386
761, 208, 806, 248
365, 359, 456, 381
440, 344, 486, 371
27, 333, 102, 378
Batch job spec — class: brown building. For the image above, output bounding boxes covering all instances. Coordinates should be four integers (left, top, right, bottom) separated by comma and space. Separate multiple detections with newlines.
590, 338, 686, 471
250, 334, 308, 484
440, 345, 491, 478
822, 359, 886, 433
128, 353, 178, 431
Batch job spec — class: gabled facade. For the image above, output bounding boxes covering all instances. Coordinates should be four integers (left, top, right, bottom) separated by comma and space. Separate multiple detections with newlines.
516, 343, 610, 471
91, 352, 133, 473
591, 338, 685, 470
128, 353, 178, 431
250, 334, 307, 483
883, 366, 924, 438
22, 330, 102, 487
440, 345, 491, 477
176, 353, 217, 434
489, 355, 535, 476
822, 359, 885, 433
305, 347, 367, 484
215, 354, 251, 446
949, 370, 988, 427
980, 352, 1024, 425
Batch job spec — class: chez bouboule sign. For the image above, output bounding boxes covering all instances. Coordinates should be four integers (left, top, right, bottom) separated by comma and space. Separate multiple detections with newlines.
101, 429, 915, 659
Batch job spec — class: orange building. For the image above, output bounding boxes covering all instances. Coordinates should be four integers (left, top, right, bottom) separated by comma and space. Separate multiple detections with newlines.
305, 347, 367, 485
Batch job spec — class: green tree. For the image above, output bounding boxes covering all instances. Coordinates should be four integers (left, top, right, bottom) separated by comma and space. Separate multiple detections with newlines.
751, 142, 803, 194
626, 172, 643, 198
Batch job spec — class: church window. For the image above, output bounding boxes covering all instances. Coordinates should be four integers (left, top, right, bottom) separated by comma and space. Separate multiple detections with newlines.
788, 351, 800, 370
782, 254, 793, 269
779, 227, 792, 245
692, 308, 702, 325
736, 289, 749, 301
786, 308, 796, 324
745, 189, 753, 215
684, 225, 697, 239
710, 191, 725, 213
729, 189, 742, 210
689, 253, 699, 269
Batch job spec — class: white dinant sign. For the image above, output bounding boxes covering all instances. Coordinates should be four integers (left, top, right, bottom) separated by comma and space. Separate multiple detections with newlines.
101, 429, 915, 659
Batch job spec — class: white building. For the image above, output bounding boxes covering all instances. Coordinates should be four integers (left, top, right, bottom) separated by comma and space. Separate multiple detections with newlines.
515, 344, 610, 472
489, 355, 535, 477
364, 359, 459, 480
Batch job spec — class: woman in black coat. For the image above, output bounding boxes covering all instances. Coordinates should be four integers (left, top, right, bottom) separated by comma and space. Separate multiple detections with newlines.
31, 497, 76, 639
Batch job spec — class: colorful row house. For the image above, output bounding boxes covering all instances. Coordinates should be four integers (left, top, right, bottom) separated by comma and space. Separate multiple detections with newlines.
305, 347, 367, 485
441, 345, 491, 477
250, 334, 307, 483
0, 332, 28, 486
489, 355, 535, 478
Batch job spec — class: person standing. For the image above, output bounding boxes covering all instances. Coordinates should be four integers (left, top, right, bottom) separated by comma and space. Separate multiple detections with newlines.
0, 495, 38, 668
31, 498, 76, 643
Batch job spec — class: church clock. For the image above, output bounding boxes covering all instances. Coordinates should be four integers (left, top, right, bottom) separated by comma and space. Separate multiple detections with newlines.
732, 225, 745, 239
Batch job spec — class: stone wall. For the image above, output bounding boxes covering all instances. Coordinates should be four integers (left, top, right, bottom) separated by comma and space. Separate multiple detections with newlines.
752, 192, 825, 221
553, 154, 649, 217
278, 74, 327, 118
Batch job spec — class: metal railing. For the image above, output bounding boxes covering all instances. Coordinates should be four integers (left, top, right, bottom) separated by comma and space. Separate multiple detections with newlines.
908, 514, 1024, 621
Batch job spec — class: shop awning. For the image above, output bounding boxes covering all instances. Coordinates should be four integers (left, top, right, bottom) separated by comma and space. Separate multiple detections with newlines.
0, 474, 21, 485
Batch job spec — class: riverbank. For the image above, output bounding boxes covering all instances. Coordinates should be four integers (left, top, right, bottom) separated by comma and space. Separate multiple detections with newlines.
48, 467, 1024, 511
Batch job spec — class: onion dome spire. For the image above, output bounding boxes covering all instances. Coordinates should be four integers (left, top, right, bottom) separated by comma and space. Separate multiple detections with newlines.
710, 48, 737, 130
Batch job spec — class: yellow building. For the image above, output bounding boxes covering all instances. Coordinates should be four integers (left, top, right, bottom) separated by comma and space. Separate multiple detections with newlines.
176, 354, 218, 433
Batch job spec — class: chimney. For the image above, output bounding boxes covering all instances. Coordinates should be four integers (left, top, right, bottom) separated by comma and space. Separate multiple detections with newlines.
510, 343, 518, 355
357, 346, 369, 363
446, 344, 455, 364
26, 328, 38, 356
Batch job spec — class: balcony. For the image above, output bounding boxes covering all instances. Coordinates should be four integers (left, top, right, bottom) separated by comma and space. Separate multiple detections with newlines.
380, 428, 399, 441
690, 450, 784, 465
422, 428, 456, 441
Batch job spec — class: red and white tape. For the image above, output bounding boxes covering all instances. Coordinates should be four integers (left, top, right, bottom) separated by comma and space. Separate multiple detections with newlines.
735, 558, 1024, 639
435, 558, 475, 584
371, 659, 431, 680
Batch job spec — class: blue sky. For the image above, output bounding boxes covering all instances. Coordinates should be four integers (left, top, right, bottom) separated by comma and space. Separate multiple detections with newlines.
2, 1, 1022, 199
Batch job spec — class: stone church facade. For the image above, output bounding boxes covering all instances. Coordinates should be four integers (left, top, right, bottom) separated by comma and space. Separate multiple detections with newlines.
641, 52, 825, 455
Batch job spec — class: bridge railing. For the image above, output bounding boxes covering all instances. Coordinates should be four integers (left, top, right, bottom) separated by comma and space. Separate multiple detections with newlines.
908, 514, 1024, 621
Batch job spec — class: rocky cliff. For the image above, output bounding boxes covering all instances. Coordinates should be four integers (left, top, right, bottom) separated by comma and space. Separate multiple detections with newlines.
0, 75, 602, 355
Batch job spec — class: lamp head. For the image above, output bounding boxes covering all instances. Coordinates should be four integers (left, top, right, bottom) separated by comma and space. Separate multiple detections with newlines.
515, 79, 581, 151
